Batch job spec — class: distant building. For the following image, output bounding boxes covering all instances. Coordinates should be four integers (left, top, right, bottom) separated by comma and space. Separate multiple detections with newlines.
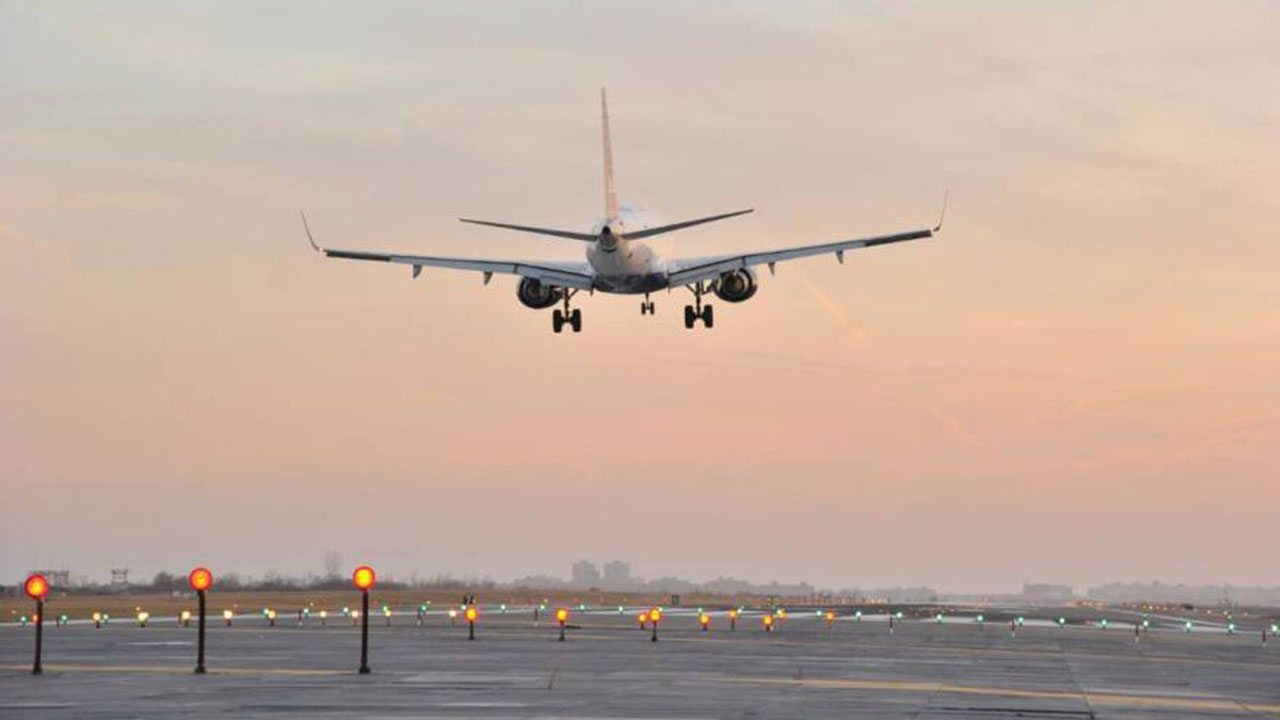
603, 561, 631, 586
1021, 583, 1075, 603
571, 560, 601, 587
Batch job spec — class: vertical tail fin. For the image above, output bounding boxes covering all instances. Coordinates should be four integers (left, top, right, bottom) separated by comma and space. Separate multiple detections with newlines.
601, 87, 619, 221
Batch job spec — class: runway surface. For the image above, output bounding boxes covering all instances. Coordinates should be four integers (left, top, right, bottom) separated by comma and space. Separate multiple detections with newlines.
3, 607, 1278, 718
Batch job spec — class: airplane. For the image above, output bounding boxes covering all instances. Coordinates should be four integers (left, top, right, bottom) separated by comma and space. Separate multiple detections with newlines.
304, 89, 944, 333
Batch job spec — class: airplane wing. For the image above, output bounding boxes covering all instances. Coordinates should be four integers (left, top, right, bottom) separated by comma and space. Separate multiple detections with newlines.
303, 212, 595, 289
665, 227, 934, 287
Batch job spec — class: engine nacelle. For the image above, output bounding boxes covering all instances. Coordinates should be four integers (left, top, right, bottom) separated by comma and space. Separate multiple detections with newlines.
517, 277, 563, 309
713, 268, 758, 303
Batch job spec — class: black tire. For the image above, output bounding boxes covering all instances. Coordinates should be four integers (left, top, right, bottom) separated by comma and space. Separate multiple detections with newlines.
703, 304, 714, 328
684, 305, 696, 329
553, 309, 564, 333
570, 308, 582, 332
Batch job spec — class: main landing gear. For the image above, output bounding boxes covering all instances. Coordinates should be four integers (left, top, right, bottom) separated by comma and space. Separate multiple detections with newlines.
683, 283, 714, 329
552, 289, 582, 333
640, 293, 655, 315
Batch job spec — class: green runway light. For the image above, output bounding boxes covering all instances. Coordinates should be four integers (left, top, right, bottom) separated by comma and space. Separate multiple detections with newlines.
1058, 617, 1066, 626
896, 611, 904, 619
1017, 616, 1025, 625
1101, 619, 1109, 628
1185, 621, 1193, 632
936, 613, 943, 623
1271, 624, 1278, 633
1228, 623, 1236, 634
343, 607, 350, 616
20, 616, 28, 626
1142, 619, 1150, 628
815, 610, 822, 618
976, 615, 984, 623
855, 611, 862, 620
302, 608, 310, 617
261, 608, 269, 616
539, 603, 547, 611
617, 606, 624, 614
418, 604, 426, 613
59, 614, 68, 624
579, 603, 586, 611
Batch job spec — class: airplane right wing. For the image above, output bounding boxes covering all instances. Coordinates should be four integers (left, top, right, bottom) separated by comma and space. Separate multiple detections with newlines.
304, 212, 594, 289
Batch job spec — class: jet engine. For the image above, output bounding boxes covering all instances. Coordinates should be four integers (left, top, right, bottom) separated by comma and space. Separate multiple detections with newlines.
517, 277, 563, 309
713, 268, 758, 303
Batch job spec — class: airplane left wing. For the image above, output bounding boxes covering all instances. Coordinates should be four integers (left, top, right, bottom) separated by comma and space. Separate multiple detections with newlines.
304, 212, 594, 289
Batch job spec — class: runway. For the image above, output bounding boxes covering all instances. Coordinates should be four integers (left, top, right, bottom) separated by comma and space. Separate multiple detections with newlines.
3, 607, 1277, 718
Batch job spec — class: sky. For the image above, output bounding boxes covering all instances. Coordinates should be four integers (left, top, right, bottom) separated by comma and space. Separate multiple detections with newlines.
2, 1, 1277, 594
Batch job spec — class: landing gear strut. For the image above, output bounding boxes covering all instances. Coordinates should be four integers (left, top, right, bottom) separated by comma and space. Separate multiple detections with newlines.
683, 283, 714, 329
552, 290, 582, 333
640, 293, 655, 316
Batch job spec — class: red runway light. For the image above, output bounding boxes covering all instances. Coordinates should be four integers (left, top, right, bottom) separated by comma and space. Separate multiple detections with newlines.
189, 567, 213, 592
24, 574, 48, 600
353, 566, 376, 591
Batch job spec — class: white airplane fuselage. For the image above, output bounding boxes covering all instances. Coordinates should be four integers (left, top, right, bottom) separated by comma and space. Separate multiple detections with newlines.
585, 219, 668, 294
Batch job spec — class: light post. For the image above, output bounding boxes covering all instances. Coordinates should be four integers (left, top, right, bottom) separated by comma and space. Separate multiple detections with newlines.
188, 567, 213, 674
353, 566, 376, 674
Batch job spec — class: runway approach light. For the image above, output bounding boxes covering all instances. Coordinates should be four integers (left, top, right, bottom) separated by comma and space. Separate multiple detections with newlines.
825, 611, 835, 629
856, 610, 863, 621
500, 604, 507, 613
383, 606, 392, 626
701, 613, 711, 632
24, 574, 49, 675
189, 567, 213, 593
1185, 621, 1193, 632
976, 614, 984, 625
1228, 623, 1236, 634
763, 614, 775, 632
180, 610, 192, 627
1142, 619, 1150, 629
650, 608, 662, 642
466, 605, 478, 640
896, 611, 905, 619
224, 610, 234, 626
25, 574, 48, 601
138, 611, 150, 628
352, 565, 376, 674
1016, 616, 1025, 626
936, 613, 944, 624
353, 566, 376, 592
557, 608, 569, 641
1101, 618, 1109, 629
637, 612, 648, 629
449, 608, 459, 626
93, 611, 102, 629
728, 609, 738, 630
1058, 617, 1066, 627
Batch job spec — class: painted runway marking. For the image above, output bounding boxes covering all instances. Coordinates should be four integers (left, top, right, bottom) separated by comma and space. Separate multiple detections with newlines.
708, 675, 1280, 714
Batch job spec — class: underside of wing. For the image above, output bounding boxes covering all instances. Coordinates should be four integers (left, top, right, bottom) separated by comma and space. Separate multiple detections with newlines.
321, 248, 595, 289
302, 211, 594, 289
666, 227, 932, 287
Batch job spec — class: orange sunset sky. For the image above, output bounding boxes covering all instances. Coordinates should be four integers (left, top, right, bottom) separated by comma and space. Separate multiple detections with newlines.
2, 1, 1277, 592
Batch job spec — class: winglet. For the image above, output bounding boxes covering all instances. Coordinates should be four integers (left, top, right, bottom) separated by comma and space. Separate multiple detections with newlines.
932, 190, 949, 233
301, 210, 322, 252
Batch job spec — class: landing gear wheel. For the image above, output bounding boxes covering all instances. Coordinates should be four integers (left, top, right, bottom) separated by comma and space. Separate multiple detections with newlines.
641, 301, 655, 315
552, 309, 565, 333
702, 304, 714, 328
684, 305, 696, 329
569, 308, 582, 333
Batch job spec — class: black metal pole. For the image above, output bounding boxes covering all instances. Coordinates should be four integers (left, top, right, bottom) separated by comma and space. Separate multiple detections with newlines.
32, 599, 44, 675
358, 590, 371, 674
195, 590, 207, 674
651, 620, 658, 642
468, 618, 475, 640
559, 621, 566, 642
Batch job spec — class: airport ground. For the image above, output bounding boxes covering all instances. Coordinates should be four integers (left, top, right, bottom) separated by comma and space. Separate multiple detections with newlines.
3, 600, 1278, 718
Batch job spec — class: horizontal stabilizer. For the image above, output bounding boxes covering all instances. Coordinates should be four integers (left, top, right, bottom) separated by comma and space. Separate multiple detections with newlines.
624, 208, 753, 240
459, 218, 597, 241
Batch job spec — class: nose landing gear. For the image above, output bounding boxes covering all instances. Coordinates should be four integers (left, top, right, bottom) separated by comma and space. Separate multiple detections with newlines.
683, 283, 714, 329
552, 290, 582, 333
